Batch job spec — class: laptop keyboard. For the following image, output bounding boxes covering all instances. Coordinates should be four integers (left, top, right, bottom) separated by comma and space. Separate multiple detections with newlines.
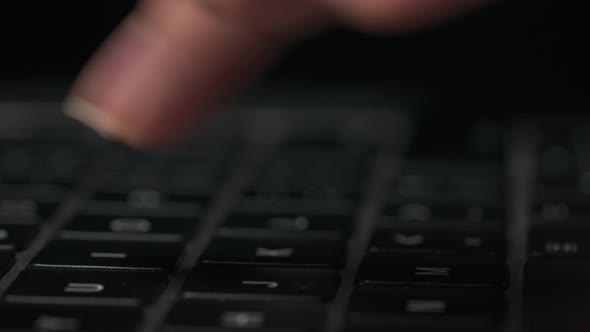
0, 106, 588, 332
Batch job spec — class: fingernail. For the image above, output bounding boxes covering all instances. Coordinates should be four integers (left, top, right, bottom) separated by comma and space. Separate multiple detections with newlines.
63, 96, 121, 140
66, 15, 161, 136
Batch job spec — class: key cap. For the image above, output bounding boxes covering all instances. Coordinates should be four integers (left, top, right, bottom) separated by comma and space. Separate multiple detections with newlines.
1, 248, 15, 278
5, 269, 167, 307
529, 226, 590, 257
241, 187, 359, 210
164, 299, 325, 331
202, 237, 346, 268
407, 116, 505, 161
0, 224, 38, 250
102, 144, 230, 177
347, 325, 500, 332
103, 168, 223, 199
60, 214, 197, 243
531, 194, 590, 219
374, 209, 506, 257
235, 196, 355, 217
0, 304, 140, 331
244, 147, 370, 203
393, 171, 503, 203
349, 286, 505, 332
531, 198, 581, 223
0, 145, 86, 187
93, 187, 212, 207
220, 211, 353, 238
358, 253, 508, 288
384, 201, 505, 225
525, 258, 590, 332
31, 239, 183, 271
0, 186, 62, 220
371, 228, 506, 257
82, 199, 202, 219
81, 204, 202, 221
181, 265, 340, 302
97, 150, 230, 203
536, 143, 579, 185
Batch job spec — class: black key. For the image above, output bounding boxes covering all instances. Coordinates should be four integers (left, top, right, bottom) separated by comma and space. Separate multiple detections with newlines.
529, 226, 590, 257
0, 197, 42, 220
235, 196, 355, 217
240, 188, 359, 211
347, 325, 500, 332
407, 116, 505, 161
102, 147, 230, 182
31, 239, 183, 271
1, 248, 15, 277
531, 197, 590, 220
164, 299, 325, 331
100, 171, 222, 202
0, 304, 140, 331
358, 253, 508, 288
0, 145, 86, 187
0, 224, 38, 250
531, 198, 578, 223
181, 265, 340, 302
525, 258, 590, 332
5, 269, 167, 307
221, 211, 353, 238
349, 286, 505, 332
61, 214, 197, 243
393, 172, 503, 204
82, 199, 202, 219
202, 237, 346, 268
0, 187, 62, 220
244, 147, 370, 203
93, 187, 211, 207
384, 201, 504, 225
95, 150, 229, 204
536, 143, 579, 186
371, 228, 506, 257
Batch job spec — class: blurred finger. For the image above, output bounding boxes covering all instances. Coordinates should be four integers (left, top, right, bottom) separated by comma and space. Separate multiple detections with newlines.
65, 0, 326, 147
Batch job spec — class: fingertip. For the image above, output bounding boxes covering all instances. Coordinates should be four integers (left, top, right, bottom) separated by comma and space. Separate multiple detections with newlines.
64, 96, 163, 148
72, 0, 308, 148
64, 96, 118, 141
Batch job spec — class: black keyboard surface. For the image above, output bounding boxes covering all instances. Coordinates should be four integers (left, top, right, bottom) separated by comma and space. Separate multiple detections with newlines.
0, 106, 589, 332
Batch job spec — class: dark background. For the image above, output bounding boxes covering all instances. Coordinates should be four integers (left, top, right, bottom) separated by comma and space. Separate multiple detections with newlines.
0, 0, 588, 106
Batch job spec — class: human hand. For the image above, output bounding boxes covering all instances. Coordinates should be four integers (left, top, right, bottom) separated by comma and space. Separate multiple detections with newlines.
65, 0, 490, 147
